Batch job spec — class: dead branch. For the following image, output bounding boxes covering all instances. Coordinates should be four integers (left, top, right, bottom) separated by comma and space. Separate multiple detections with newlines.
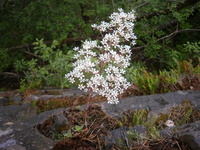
157, 29, 200, 41
0, 72, 19, 77
132, 29, 200, 50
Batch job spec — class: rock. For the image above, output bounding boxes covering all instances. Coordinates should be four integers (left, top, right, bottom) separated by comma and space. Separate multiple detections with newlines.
0, 139, 16, 150
25, 108, 69, 140
154, 121, 200, 149
0, 89, 200, 149
128, 125, 147, 137
180, 131, 200, 150
23, 89, 85, 102
104, 126, 129, 149
0, 128, 13, 137
101, 90, 200, 149
159, 126, 176, 137
0, 91, 22, 106
154, 97, 169, 105
49, 111, 69, 133
0, 97, 8, 106
127, 125, 147, 148
179, 121, 200, 132
0, 103, 67, 150
24, 94, 62, 102
0, 108, 66, 150
177, 121, 200, 150
0, 104, 37, 125
24, 108, 67, 127
0, 123, 54, 150
101, 90, 200, 117
104, 125, 147, 149
7, 95, 22, 105
6, 144, 26, 150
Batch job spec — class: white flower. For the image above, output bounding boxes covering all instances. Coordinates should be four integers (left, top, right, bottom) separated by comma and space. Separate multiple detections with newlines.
65, 8, 136, 104
78, 84, 85, 90
91, 24, 97, 28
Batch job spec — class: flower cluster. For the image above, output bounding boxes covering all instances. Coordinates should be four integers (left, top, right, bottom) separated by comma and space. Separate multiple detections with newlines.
65, 8, 136, 104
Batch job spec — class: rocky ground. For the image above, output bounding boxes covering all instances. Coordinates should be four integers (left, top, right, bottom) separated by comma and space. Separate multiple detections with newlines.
0, 89, 200, 150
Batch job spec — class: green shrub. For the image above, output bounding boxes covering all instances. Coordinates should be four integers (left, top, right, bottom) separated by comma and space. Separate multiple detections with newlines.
15, 39, 74, 91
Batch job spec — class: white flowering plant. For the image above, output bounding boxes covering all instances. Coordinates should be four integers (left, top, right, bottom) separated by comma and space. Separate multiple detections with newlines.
65, 8, 136, 106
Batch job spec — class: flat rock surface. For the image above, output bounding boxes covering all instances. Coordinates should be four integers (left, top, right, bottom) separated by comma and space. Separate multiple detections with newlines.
101, 90, 200, 117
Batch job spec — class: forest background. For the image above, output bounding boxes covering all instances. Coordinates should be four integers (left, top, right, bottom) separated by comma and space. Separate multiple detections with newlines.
0, 0, 200, 93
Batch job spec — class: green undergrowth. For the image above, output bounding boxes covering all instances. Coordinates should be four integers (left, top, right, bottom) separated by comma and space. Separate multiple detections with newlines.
127, 58, 200, 95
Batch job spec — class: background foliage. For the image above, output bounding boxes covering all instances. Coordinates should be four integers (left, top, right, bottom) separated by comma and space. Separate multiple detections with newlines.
0, 0, 199, 90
